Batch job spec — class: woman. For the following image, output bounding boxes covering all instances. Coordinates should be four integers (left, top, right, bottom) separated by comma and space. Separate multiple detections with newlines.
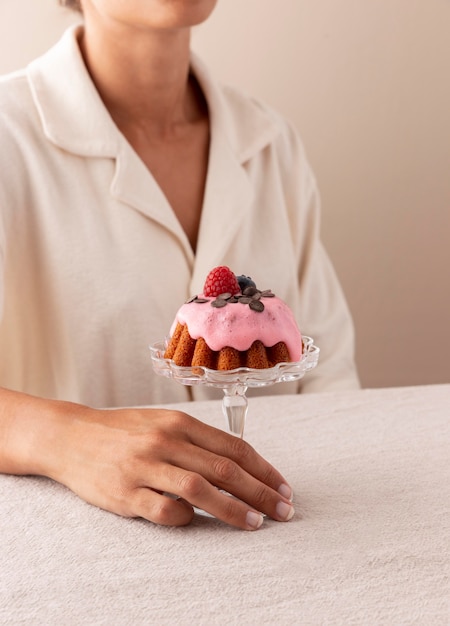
0, 0, 360, 529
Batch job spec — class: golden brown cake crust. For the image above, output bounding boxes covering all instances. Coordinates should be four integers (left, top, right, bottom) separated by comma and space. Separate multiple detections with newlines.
164, 322, 184, 360
164, 324, 297, 370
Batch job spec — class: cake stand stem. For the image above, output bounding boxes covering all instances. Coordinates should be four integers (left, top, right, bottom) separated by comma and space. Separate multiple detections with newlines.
222, 384, 248, 438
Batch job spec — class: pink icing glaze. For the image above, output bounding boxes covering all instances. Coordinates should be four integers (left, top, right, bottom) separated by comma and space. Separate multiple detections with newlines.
170, 294, 302, 361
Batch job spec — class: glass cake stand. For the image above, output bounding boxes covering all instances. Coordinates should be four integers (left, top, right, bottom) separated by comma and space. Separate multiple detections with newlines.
149, 336, 320, 439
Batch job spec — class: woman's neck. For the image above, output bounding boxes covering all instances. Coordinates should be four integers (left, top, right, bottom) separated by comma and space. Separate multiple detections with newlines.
78, 22, 197, 136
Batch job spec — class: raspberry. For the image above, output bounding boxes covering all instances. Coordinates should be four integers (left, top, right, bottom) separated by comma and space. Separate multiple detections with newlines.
203, 266, 241, 297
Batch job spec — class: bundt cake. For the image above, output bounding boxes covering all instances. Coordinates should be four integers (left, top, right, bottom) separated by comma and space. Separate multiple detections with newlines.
164, 266, 303, 371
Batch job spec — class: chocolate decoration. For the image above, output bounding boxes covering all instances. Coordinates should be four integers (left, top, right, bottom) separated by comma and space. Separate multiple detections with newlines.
185, 283, 276, 313
211, 299, 227, 308
249, 300, 265, 312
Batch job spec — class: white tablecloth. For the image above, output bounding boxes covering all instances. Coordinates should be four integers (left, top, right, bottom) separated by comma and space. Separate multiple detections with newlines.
1, 385, 449, 625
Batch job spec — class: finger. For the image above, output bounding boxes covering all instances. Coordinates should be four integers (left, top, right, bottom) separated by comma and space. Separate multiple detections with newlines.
147, 464, 265, 530
163, 442, 295, 523
174, 416, 293, 500
130, 487, 195, 527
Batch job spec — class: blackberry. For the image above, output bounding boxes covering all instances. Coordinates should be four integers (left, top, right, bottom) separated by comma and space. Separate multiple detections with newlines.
236, 275, 256, 292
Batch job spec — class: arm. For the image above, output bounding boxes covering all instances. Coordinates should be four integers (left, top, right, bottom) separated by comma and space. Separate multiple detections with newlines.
0, 386, 294, 529
276, 118, 361, 392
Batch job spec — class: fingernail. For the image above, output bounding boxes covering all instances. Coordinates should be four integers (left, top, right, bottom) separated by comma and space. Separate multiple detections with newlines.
278, 483, 293, 501
246, 511, 264, 530
276, 501, 295, 521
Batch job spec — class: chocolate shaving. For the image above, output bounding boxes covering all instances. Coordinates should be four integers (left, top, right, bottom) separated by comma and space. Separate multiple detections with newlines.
249, 300, 265, 312
211, 299, 227, 308
186, 295, 209, 304
186, 284, 276, 313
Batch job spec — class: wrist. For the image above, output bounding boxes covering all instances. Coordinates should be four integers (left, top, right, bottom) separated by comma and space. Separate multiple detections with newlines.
0, 387, 87, 480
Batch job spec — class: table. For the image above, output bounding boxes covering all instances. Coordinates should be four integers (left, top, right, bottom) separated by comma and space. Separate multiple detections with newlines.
1, 384, 449, 625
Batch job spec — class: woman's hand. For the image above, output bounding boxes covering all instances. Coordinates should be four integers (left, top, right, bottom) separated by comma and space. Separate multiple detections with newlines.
0, 388, 294, 530
56, 407, 294, 530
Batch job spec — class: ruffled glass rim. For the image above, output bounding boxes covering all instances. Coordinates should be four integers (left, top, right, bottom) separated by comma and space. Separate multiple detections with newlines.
149, 336, 320, 389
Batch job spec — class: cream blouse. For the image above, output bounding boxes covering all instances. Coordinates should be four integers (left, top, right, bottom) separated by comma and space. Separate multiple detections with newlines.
0, 26, 360, 408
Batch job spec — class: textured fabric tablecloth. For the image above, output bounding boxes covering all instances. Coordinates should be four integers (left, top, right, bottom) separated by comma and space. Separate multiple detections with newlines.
1, 384, 449, 625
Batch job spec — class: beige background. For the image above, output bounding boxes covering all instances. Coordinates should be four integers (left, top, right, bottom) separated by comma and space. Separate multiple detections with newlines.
1, 0, 449, 389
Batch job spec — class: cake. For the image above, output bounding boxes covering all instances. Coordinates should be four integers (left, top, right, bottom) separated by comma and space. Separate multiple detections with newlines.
164, 266, 303, 370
